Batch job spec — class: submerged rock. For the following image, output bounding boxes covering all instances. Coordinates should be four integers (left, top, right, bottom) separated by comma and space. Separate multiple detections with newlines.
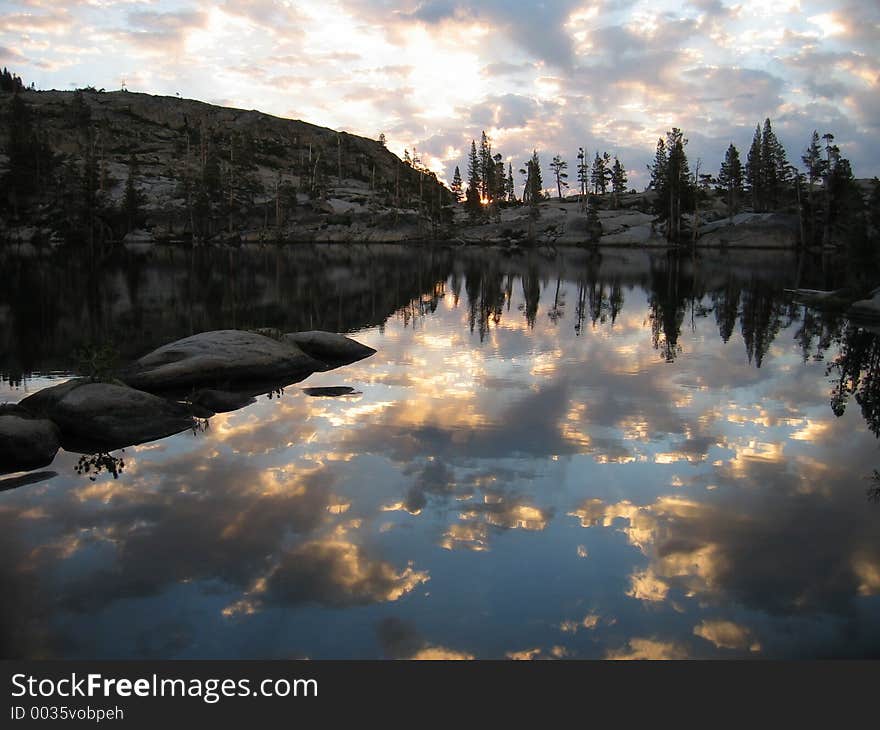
0, 411, 60, 475
849, 292, 880, 320
0, 470, 57, 492
19, 380, 194, 452
283, 331, 376, 367
121, 329, 324, 392
785, 288, 852, 307
189, 389, 257, 415
302, 386, 359, 397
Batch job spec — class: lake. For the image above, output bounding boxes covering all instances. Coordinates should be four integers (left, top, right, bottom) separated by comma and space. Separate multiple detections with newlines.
2, 243, 879, 659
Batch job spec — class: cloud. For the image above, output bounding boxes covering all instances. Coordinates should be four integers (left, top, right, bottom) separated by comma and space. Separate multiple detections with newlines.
264, 539, 429, 607
606, 637, 689, 660
2, 0, 879, 183
693, 619, 761, 651
376, 617, 473, 659
115, 9, 210, 55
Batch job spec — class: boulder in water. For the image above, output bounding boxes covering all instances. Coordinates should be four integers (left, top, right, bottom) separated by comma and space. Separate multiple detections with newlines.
0, 409, 60, 475
19, 380, 194, 452
121, 329, 324, 392
283, 331, 376, 368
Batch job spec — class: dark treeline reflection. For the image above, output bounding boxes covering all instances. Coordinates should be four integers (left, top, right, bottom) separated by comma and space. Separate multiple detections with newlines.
4, 244, 877, 436
435, 247, 854, 372
0, 244, 455, 384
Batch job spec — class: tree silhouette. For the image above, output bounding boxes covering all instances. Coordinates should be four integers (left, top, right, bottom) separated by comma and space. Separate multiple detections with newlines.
718, 143, 743, 219
550, 154, 569, 200
802, 131, 827, 244
465, 140, 481, 216
650, 129, 691, 242
745, 125, 762, 210
760, 118, 790, 210
610, 157, 627, 208
451, 165, 463, 202
520, 150, 543, 218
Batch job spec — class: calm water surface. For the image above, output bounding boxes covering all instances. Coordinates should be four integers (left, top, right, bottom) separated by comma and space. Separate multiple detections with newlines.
2, 244, 879, 659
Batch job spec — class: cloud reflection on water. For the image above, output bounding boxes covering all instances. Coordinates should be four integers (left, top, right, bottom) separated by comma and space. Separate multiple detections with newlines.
2, 249, 880, 658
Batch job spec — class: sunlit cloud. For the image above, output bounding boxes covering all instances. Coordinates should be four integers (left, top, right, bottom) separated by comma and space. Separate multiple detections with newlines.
606, 637, 688, 660
693, 619, 761, 652
0, 0, 876, 191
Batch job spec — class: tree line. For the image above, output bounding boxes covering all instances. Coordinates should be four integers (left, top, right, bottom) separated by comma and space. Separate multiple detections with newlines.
646, 118, 877, 270
447, 118, 876, 260
449, 130, 629, 241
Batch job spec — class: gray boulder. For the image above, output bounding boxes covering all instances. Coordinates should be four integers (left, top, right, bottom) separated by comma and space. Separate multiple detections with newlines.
0, 411, 60, 475
19, 380, 194, 452
849, 292, 880, 320
698, 213, 799, 248
121, 329, 324, 392
16, 378, 87, 416
283, 331, 376, 367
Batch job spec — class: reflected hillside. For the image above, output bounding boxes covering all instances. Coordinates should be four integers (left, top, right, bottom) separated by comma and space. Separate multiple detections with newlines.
0, 245, 454, 383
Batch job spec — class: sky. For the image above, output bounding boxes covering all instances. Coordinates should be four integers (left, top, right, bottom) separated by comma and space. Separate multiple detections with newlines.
1, 0, 878, 189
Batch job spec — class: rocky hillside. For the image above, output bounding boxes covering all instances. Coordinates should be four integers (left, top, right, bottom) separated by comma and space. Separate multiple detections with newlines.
0, 88, 452, 247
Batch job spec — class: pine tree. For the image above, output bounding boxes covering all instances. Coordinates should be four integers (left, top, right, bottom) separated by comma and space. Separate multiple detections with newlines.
479, 131, 493, 202
610, 157, 627, 208
550, 154, 569, 200
590, 152, 608, 195
507, 163, 516, 203
744, 125, 762, 211
760, 118, 789, 209
576, 146, 588, 206
465, 140, 481, 214
492, 152, 504, 204
1, 67, 25, 93
718, 143, 743, 219
648, 129, 691, 242
801, 131, 826, 242
451, 165, 463, 202
649, 138, 667, 194
664, 128, 690, 242
602, 152, 613, 193
824, 142, 866, 256
822, 133, 835, 245
520, 150, 543, 217
3, 90, 54, 216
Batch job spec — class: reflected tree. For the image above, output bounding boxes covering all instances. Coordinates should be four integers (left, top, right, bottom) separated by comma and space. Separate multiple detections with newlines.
74, 451, 125, 481
740, 279, 783, 368
648, 253, 690, 362
520, 265, 541, 329
827, 323, 880, 437
711, 281, 740, 343
464, 262, 506, 341
547, 274, 565, 324
793, 304, 840, 363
